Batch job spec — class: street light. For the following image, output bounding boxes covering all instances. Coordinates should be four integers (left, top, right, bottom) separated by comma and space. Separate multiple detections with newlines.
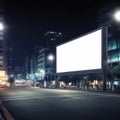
48, 54, 54, 61
48, 54, 54, 81
113, 9, 120, 22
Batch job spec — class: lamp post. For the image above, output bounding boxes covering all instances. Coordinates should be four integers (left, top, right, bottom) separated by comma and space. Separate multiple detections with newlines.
48, 54, 54, 82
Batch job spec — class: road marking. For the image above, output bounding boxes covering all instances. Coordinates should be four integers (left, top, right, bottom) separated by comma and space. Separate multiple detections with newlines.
1, 91, 120, 102
0, 101, 15, 120
0, 113, 4, 120
1, 95, 68, 101
64, 97, 85, 101
1, 95, 86, 101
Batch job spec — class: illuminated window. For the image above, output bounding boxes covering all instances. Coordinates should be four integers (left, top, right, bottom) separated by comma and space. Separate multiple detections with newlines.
0, 31, 3, 35
0, 70, 5, 76
109, 53, 119, 62
0, 36, 3, 40
108, 40, 117, 50
0, 56, 3, 59
0, 61, 3, 65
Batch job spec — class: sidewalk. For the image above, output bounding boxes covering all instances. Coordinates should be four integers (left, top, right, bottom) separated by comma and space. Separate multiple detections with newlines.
35, 86, 120, 94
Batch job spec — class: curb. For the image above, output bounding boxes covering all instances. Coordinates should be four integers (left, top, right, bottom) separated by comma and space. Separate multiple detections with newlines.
0, 101, 15, 120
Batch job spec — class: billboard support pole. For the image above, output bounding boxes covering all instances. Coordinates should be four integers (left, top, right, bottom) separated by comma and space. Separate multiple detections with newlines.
55, 76, 60, 88
102, 27, 108, 91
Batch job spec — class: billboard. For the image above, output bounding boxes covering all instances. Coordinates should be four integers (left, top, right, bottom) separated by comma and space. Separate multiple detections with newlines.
56, 29, 102, 74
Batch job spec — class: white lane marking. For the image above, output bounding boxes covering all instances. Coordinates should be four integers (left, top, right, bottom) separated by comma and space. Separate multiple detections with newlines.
64, 97, 85, 101
0, 101, 15, 120
1, 95, 73, 101
1, 92, 120, 102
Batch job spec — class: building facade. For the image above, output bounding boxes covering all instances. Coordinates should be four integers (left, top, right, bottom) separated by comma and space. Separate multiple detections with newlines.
37, 47, 49, 80
0, 0, 6, 69
24, 45, 39, 81
98, 4, 120, 66
96, 3, 120, 90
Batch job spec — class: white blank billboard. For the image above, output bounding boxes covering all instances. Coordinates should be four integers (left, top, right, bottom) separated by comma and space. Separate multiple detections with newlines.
56, 29, 102, 73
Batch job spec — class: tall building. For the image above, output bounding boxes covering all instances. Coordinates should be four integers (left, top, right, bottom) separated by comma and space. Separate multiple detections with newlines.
97, 3, 120, 90
43, 31, 63, 75
24, 45, 40, 80
35, 31, 63, 87
43, 31, 63, 52
7, 46, 14, 75
37, 47, 49, 79
98, 3, 120, 66
0, 0, 6, 69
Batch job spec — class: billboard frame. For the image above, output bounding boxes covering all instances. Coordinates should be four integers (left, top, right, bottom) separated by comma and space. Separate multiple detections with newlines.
56, 27, 107, 76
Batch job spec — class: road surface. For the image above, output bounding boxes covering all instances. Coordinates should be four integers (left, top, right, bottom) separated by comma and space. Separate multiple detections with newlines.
0, 87, 120, 120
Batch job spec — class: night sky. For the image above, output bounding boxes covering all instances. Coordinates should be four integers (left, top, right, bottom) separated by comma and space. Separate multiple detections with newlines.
4, 0, 120, 67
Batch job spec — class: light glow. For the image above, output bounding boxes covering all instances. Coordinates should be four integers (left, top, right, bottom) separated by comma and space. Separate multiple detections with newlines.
48, 54, 54, 61
56, 29, 102, 73
113, 9, 120, 22
0, 22, 4, 30
0, 70, 6, 76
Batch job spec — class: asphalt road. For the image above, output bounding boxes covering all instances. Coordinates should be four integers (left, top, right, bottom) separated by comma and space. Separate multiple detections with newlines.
0, 87, 120, 120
